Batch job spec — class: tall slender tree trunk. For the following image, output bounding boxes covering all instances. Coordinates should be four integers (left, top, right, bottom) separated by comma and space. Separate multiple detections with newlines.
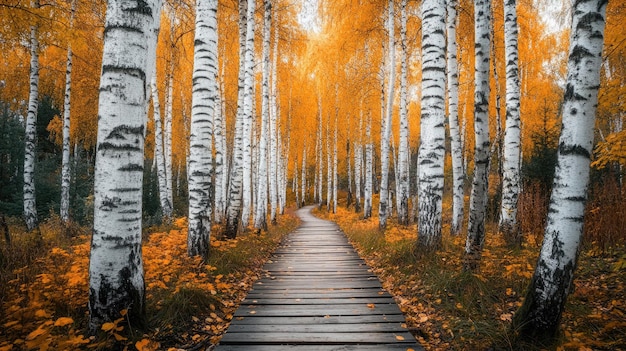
89, 0, 161, 332
225, 0, 253, 238
269, 14, 279, 223
60, 0, 76, 225
499, 0, 522, 244
188, 0, 218, 257
379, 0, 395, 229
447, 0, 464, 236
333, 113, 338, 214
151, 74, 173, 219
255, 0, 271, 231
513, 0, 607, 341
463, 0, 492, 271
214, 64, 227, 223
164, 73, 174, 215
397, 0, 410, 226
364, 111, 373, 219
417, 0, 446, 250
23, 0, 40, 232
301, 145, 307, 207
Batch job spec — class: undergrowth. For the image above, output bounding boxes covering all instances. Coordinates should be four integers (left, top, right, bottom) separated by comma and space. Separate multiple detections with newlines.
318, 206, 626, 351
0, 211, 299, 350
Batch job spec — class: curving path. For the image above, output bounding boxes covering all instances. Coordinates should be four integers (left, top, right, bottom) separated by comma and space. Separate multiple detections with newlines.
215, 206, 423, 350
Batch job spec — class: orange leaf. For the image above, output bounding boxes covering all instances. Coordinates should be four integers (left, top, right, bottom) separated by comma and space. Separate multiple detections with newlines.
54, 317, 74, 327
101, 322, 115, 332
113, 333, 127, 341
395, 335, 405, 341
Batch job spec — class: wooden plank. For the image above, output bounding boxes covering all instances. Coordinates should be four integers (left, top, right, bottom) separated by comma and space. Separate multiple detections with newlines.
216, 345, 420, 351
227, 314, 408, 325
224, 322, 409, 333
233, 303, 403, 317
241, 297, 397, 305
219, 331, 416, 345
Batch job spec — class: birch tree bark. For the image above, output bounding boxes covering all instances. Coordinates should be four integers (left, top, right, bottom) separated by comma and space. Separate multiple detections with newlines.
379, 0, 395, 229
417, 0, 446, 250
89, 0, 160, 332
164, 74, 174, 215
188, 0, 218, 257
225, 0, 254, 238
23, 0, 40, 232
269, 16, 279, 223
60, 0, 76, 224
447, 0, 464, 236
397, 0, 410, 226
254, 0, 271, 231
151, 73, 173, 219
513, 0, 607, 340
499, 0, 522, 244
214, 65, 227, 223
364, 111, 373, 219
463, 0, 491, 270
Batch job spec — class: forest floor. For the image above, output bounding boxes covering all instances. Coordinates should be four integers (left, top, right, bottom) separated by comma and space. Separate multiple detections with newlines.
0, 211, 299, 351
0, 205, 625, 351
316, 206, 626, 351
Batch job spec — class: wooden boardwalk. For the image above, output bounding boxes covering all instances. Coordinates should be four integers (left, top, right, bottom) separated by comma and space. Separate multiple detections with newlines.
215, 206, 423, 351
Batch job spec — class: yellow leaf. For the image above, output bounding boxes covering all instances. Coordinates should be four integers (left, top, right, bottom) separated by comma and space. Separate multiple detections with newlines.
456, 302, 463, 309
395, 335, 405, 341
367, 303, 375, 309
135, 339, 150, 351
120, 309, 128, 316
54, 317, 74, 327
101, 322, 116, 332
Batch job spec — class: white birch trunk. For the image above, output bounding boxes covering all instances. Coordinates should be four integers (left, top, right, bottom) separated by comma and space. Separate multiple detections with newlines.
301, 145, 307, 206
364, 111, 373, 219
89, 0, 160, 332
151, 74, 173, 219
164, 74, 174, 215
397, 0, 410, 226
333, 114, 338, 214
269, 15, 279, 222
464, 0, 491, 270
326, 119, 332, 210
254, 0, 271, 230
225, 0, 252, 238
214, 68, 227, 223
499, 0, 522, 244
379, 0, 395, 229
354, 111, 364, 213
513, 0, 607, 340
23, 3, 40, 232
447, 0, 464, 236
60, 0, 76, 224
417, 0, 446, 250
188, 0, 218, 257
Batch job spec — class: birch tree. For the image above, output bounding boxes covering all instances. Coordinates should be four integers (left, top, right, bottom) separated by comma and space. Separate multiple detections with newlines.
464, 0, 491, 270
254, 0, 271, 231
379, 0, 394, 229
187, 0, 218, 257
23, 0, 40, 232
60, 0, 76, 224
269, 15, 279, 223
513, 0, 607, 340
214, 64, 227, 223
225, 0, 254, 238
88, 0, 160, 331
447, 0, 464, 235
364, 111, 373, 219
150, 74, 173, 219
417, 0, 446, 250
499, 0, 522, 244
396, 0, 410, 226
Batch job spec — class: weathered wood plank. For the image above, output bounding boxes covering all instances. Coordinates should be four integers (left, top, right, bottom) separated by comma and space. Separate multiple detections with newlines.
219, 331, 416, 345
215, 345, 416, 351
224, 322, 410, 333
